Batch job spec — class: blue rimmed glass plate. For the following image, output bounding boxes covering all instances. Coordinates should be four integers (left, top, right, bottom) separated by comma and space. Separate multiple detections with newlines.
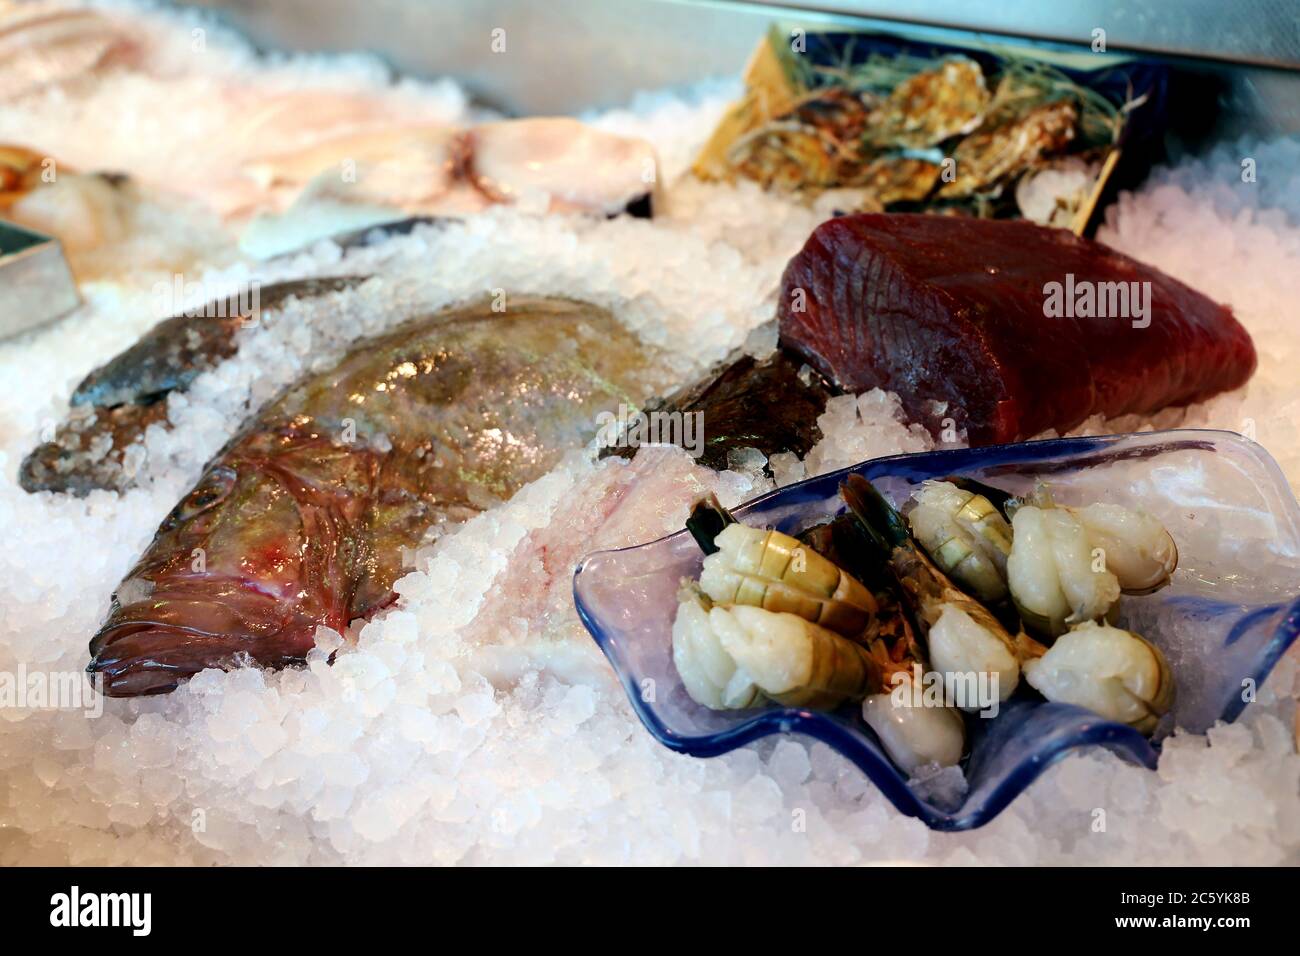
573, 430, 1300, 831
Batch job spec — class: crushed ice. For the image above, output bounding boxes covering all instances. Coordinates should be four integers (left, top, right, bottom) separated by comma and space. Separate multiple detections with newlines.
0, 2, 1296, 864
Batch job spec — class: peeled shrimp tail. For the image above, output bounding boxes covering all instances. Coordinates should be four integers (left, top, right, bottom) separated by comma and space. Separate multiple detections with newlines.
1021, 621, 1175, 735
1070, 502, 1179, 595
908, 502, 1008, 602
1006, 504, 1122, 637
907, 479, 1014, 602
671, 586, 763, 711
701, 568, 875, 638
710, 605, 883, 710
1013, 487, 1179, 597
946, 475, 1017, 517
696, 517, 878, 639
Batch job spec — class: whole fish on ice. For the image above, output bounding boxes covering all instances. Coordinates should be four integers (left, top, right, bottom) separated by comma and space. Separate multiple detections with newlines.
59, 296, 664, 696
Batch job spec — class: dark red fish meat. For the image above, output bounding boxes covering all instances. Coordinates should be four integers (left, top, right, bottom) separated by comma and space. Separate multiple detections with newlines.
777, 214, 1256, 444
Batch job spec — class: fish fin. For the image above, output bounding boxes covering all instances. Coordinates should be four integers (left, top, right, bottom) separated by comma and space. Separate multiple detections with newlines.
71, 276, 369, 408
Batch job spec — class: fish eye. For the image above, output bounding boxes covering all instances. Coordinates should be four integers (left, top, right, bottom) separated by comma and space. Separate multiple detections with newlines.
162, 466, 237, 529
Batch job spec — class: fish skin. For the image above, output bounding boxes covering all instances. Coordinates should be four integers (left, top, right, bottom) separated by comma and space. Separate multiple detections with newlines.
603, 348, 835, 472
20, 276, 368, 495
73, 276, 367, 408
777, 213, 1256, 445
86, 296, 663, 696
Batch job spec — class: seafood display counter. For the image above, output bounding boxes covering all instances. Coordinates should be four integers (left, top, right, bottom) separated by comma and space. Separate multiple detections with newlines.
0, 0, 1298, 869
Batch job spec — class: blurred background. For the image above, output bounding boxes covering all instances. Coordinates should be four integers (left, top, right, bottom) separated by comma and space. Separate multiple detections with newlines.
179, 0, 1300, 141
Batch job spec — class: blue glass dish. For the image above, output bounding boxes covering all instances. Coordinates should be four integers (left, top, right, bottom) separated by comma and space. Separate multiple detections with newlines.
573, 430, 1300, 830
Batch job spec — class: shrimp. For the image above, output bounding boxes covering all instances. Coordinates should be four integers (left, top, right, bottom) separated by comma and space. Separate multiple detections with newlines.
671, 586, 879, 710
1057, 500, 1178, 595
1017, 486, 1179, 584
711, 604, 881, 709
694, 508, 878, 639
842, 475, 1034, 711
906, 479, 1013, 603
677, 493, 967, 769
862, 676, 967, 773
926, 604, 1021, 710
795, 514, 969, 770
1006, 504, 1121, 637
850, 477, 1177, 734
1021, 620, 1174, 734
671, 587, 762, 711
911, 478, 1177, 632
1005, 485, 1178, 635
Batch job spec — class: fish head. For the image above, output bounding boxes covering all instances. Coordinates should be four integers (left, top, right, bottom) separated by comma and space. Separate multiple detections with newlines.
88, 445, 361, 696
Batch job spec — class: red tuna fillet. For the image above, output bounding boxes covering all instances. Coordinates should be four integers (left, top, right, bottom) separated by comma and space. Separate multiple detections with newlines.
777, 214, 1256, 445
